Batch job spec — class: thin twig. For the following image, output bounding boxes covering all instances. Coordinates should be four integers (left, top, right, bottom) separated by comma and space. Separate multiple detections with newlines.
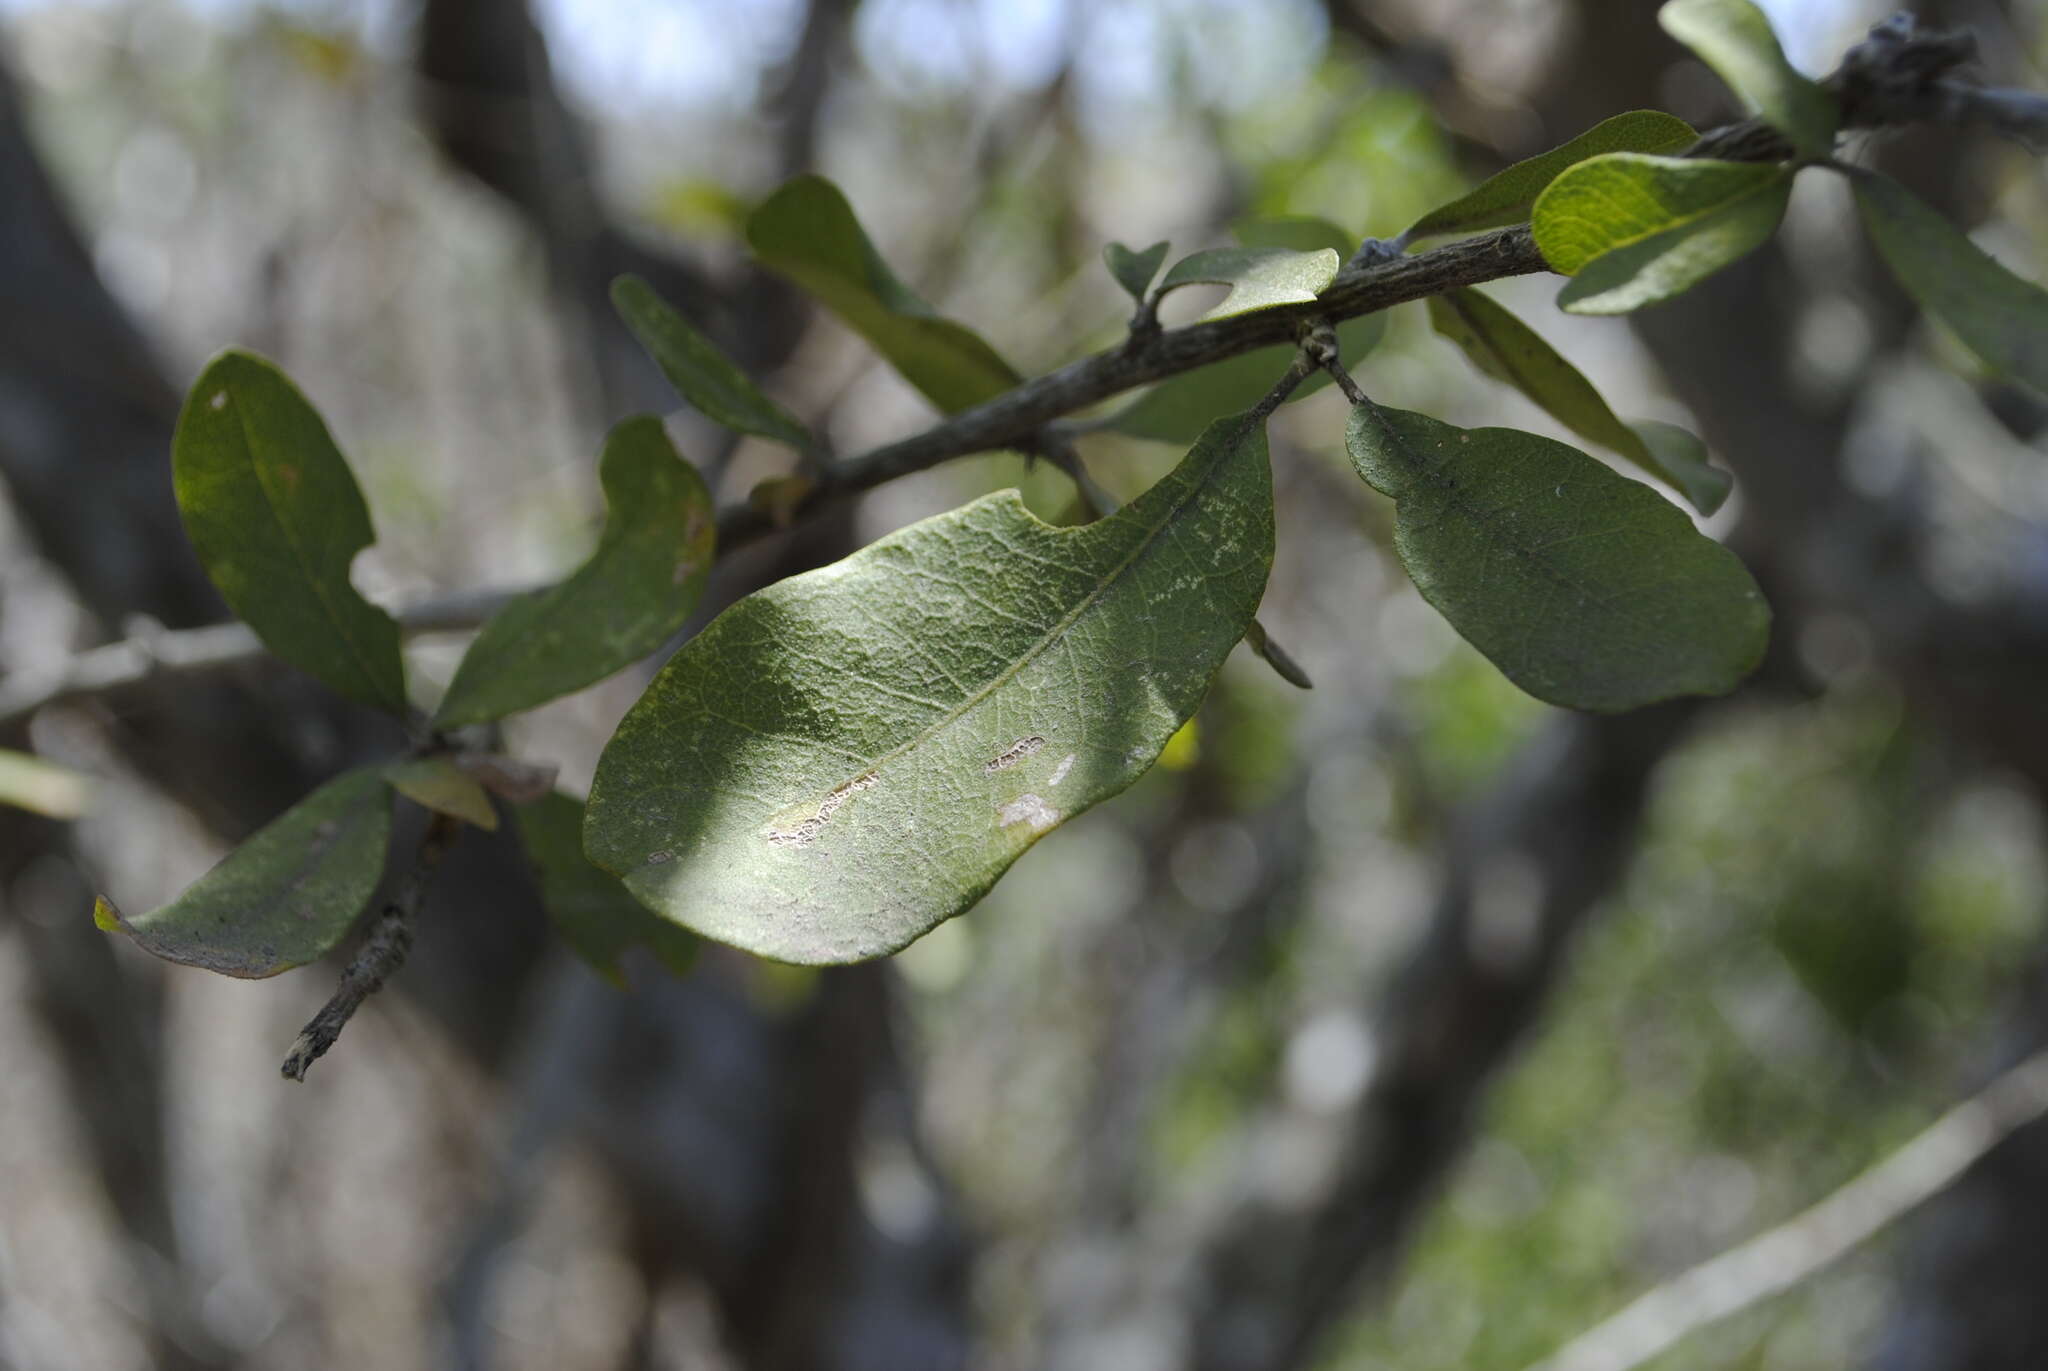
280, 811, 461, 1081
0, 585, 534, 727
1525, 1046, 2048, 1371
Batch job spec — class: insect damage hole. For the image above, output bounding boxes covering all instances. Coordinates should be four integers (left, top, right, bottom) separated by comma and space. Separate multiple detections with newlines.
985, 736, 1045, 773
766, 772, 878, 847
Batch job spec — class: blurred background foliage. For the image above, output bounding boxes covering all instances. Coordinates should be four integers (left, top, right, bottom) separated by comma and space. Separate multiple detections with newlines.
2, 1, 2047, 1369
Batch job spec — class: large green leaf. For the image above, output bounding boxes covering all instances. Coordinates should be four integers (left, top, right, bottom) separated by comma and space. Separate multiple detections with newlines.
585, 413, 1277, 964
1104, 240, 1170, 303
173, 350, 407, 714
1346, 402, 1768, 711
516, 790, 696, 984
1103, 313, 1386, 445
1156, 246, 1340, 323
1427, 287, 1730, 514
747, 175, 1020, 413
93, 768, 392, 976
1534, 154, 1791, 314
1659, 0, 1837, 158
1851, 169, 2048, 396
434, 416, 715, 727
611, 274, 812, 450
1404, 111, 1698, 241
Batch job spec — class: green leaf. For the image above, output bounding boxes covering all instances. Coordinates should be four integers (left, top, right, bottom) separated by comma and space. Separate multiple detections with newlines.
93, 768, 392, 977
610, 274, 812, 450
1103, 313, 1386, 445
1232, 216, 1356, 256
0, 748, 93, 819
1105, 240, 1170, 302
173, 351, 407, 714
516, 790, 696, 984
1426, 287, 1730, 513
1534, 154, 1791, 313
433, 416, 715, 727
1631, 420, 1733, 517
1850, 169, 2048, 397
747, 175, 1021, 413
585, 413, 1277, 964
1404, 111, 1698, 241
1659, 0, 1837, 158
1156, 246, 1340, 323
383, 756, 498, 830
1346, 402, 1768, 711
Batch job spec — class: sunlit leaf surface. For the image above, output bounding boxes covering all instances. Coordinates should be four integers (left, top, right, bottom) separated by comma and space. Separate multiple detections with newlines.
586, 414, 1277, 964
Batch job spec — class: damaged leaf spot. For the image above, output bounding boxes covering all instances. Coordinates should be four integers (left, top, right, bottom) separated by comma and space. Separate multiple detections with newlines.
646, 850, 674, 865
984, 736, 1046, 773
767, 772, 879, 847
209, 390, 228, 410
997, 793, 1060, 833
1049, 754, 1075, 787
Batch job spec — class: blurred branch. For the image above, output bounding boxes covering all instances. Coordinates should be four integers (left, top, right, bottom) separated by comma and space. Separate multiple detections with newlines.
1526, 1046, 2048, 1371
1189, 704, 1701, 1371
0, 586, 535, 727
281, 812, 462, 1080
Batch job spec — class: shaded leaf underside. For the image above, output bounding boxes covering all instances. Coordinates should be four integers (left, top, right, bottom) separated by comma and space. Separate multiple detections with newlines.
1346, 403, 1768, 712
94, 768, 392, 977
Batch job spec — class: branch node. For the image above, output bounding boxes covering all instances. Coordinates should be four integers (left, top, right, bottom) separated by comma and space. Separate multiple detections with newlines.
1347, 236, 1406, 269
280, 812, 459, 1081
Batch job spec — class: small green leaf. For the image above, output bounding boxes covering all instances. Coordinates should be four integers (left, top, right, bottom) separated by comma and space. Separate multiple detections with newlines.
1103, 313, 1386, 445
610, 274, 811, 450
1232, 216, 1356, 256
383, 756, 498, 831
1659, 0, 1837, 158
1534, 154, 1791, 313
94, 768, 392, 977
433, 416, 715, 727
748, 175, 1021, 413
1346, 402, 1768, 711
516, 790, 696, 984
1404, 111, 1698, 241
1156, 246, 1340, 323
585, 412, 1277, 964
173, 351, 407, 714
1105, 240, 1170, 302
1427, 287, 1729, 513
1850, 168, 2048, 397
0, 748, 93, 819
1631, 420, 1733, 517
452, 752, 559, 805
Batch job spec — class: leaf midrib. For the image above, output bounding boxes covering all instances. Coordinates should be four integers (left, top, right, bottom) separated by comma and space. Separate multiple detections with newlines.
1365, 408, 1699, 659
763, 418, 1255, 829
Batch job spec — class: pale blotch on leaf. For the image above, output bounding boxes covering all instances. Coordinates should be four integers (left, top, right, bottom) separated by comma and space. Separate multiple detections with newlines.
998, 794, 1060, 833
